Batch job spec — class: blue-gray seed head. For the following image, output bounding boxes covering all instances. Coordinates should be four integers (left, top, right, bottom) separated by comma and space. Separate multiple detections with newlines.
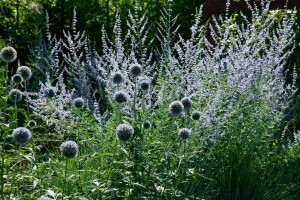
28, 120, 37, 127
169, 101, 184, 116
129, 63, 142, 77
192, 110, 201, 120
43, 87, 56, 98
181, 97, 192, 111
0, 46, 17, 63
12, 74, 23, 84
116, 124, 134, 141
112, 72, 124, 84
38, 196, 52, 200
60, 141, 78, 159
73, 97, 84, 109
178, 128, 191, 140
142, 120, 151, 129
12, 127, 32, 144
16, 66, 32, 81
8, 89, 22, 103
139, 77, 151, 91
114, 91, 129, 103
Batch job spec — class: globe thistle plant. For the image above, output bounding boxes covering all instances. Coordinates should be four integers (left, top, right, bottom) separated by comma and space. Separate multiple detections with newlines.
16, 66, 32, 81
43, 86, 56, 98
178, 128, 191, 140
181, 97, 192, 111
116, 123, 134, 141
169, 101, 184, 116
12, 74, 23, 84
60, 141, 79, 159
0, 46, 17, 63
140, 77, 151, 91
191, 110, 201, 120
73, 97, 84, 109
38, 196, 52, 200
8, 89, 22, 103
143, 120, 151, 129
111, 71, 124, 84
12, 127, 32, 144
129, 63, 142, 77
28, 120, 37, 127
114, 91, 129, 103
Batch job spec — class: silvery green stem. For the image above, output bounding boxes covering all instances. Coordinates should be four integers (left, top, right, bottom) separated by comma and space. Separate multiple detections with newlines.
133, 78, 137, 121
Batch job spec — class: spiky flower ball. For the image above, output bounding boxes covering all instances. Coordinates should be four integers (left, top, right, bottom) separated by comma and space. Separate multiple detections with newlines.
178, 128, 191, 140
28, 120, 37, 127
43, 87, 56, 98
111, 72, 124, 84
73, 97, 84, 109
169, 101, 184, 116
143, 120, 151, 129
192, 110, 201, 120
12, 127, 32, 144
129, 63, 142, 77
116, 124, 134, 141
16, 66, 32, 81
140, 77, 151, 91
12, 74, 23, 84
0, 46, 17, 63
38, 196, 52, 200
114, 91, 129, 103
8, 89, 22, 103
181, 97, 192, 111
60, 141, 78, 159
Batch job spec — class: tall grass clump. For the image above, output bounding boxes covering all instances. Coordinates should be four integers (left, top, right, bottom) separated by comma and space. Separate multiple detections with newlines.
1, 0, 300, 199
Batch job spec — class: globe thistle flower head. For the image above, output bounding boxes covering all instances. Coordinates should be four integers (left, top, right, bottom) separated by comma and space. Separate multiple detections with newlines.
16, 66, 32, 81
129, 63, 142, 77
116, 123, 134, 141
178, 128, 192, 140
192, 110, 201, 120
181, 97, 192, 111
12, 127, 32, 144
73, 97, 84, 109
143, 120, 151, 129
43, 86, 56, 98
28, 120, 37, 127
114, 90, 129, 103
139, 77, 151, 91
111, 71, 124, 84
38, 196, 52, 200
169, 101, 184, 116
60, 141, 79, 159
12, 74, 23, 84
8, 89, 22, 103
0, 46, 17, 63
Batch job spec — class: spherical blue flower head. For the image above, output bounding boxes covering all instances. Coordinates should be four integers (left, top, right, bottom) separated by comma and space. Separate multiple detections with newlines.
112, 72, 124, 84
178, 128, 191, 140
43, 87, 56, 98
169, 101, 184, 116
116, 124, 134, 141
12, 74, 23, 84
139, 77, 151, 91
16, 66, 32, 81
12, 127, 32, 144
114, 91, 129, 103
60, 141, 79, 159
142, 120, 151, 129
129, 63, 142, 77
38, 195, 53, 200
8, 89, 23, 103
181, 97, 192, 111
191, 110, 201, 120
0, 46, 17, 63
73, 97, 84, 109
28, 120, 37, 127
